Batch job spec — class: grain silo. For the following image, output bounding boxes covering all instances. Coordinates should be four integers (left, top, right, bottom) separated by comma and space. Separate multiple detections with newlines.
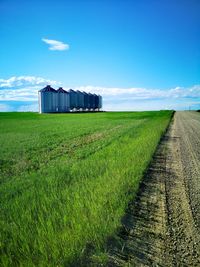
76, 90, 84, 110
68, 89, 78, 110
57, 87, 70, 112
98, 95, 102, 109
38, 85, 58, 113
94, 94, 99, 110
87, 93, 93, 110
83, 92, 89, 110
39, 85, 102, 113
92, 94, 96, 110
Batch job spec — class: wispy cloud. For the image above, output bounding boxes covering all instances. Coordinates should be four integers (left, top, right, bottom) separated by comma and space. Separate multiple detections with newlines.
75, 85, 200, 99
42, 38, 69, 51
0, 76, 200, 111
0, 76, 61, 101
0, 76, 60, 89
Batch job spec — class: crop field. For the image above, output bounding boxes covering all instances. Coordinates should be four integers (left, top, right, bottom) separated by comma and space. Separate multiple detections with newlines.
0, 111, 173, 266
106, 111, 200, 266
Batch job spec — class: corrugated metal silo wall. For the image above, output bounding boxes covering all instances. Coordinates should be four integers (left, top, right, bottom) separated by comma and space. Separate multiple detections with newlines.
81, 92, 84, 108
86, 93, 90, 109
57, 92, 70, 112
99, 95, 102, 109
77, 91, 84, 109
92, 94, 96, 109
62, 93, 67, 112
65, 93, 70, 111
69, 91, 78, 109
58, 92, 64, 112
52, 92, 58, 112
42, 92, 53, 113
83, 93, 89, 109
88, 93, 92, 109
94, 94, 99, 109
38, 92, 42, 113
97, 95, 100, 109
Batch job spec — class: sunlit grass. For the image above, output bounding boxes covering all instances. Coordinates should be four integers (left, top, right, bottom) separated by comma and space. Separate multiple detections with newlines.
0, 111, 173, 266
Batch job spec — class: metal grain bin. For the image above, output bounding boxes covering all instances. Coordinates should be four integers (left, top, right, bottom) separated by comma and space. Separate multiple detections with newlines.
68, 89, 78, 110
83, 92, 89, 110
65, 91, 70, 111
88, 93, 93, 110
94, 94, 99, 110
57, 87, 70, 112
98, 95, 102, 109
91, 94, 96, 109
76, 90, 84, 110
52, 89, 58, 112
38, 85, 58, 113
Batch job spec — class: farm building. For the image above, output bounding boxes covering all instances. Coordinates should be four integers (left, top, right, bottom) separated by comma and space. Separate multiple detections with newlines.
83, 91, 89, 109
68, 89, 78, 110
88, 93, 94, 110
38, 85, 102, 113
76, 90, 84, 110
38, 85, 58, 113
57, 87, 70, 112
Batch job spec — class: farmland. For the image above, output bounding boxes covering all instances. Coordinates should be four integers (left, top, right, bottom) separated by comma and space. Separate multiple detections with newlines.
106, 111, 200, 266
0, 111, 173, 266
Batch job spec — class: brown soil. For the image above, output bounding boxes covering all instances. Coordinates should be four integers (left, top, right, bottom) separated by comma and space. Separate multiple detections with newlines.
106, 111, 200, 267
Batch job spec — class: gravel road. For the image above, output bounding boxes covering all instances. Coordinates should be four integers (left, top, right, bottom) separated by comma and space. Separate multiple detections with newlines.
107, 111, 200, 266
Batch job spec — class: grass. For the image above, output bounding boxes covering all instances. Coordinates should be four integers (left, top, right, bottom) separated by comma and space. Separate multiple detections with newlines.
0, 111, 173, 266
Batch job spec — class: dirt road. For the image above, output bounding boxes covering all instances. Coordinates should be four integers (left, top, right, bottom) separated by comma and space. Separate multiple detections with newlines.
107, 111, 200, 266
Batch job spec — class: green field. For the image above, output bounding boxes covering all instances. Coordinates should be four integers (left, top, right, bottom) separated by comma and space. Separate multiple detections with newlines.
0, 111, 173, 266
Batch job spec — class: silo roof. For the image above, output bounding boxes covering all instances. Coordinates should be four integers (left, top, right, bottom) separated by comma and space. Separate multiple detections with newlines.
68, 89, 76, 93
57, 87, 67, 93
39, 85, 57, 92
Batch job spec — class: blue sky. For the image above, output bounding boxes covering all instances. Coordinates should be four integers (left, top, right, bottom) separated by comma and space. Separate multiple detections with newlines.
0, 0, 200, 111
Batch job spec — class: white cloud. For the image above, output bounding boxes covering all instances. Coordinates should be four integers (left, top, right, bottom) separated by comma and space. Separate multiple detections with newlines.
0, 76, 61, 101
0, 76, 60, 89
0, 76, 199, 110
42, 38, 69, 51
103, 99, 200, 111
74, 85, 200, 99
